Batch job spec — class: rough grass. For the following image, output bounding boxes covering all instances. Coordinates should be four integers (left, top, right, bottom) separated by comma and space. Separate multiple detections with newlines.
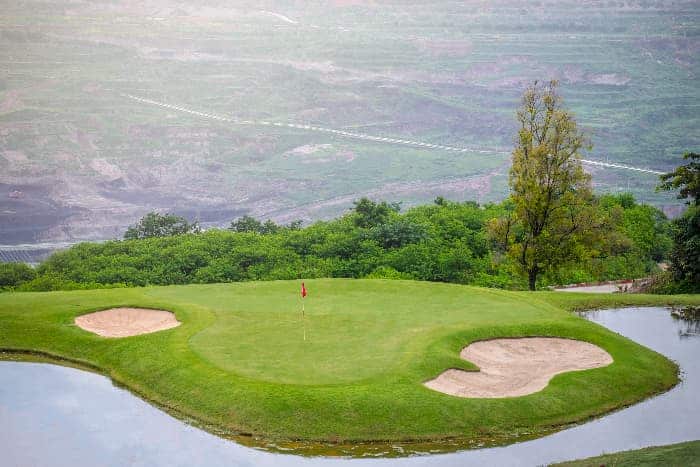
552, 440, 700, 466
1, 279, 698, 446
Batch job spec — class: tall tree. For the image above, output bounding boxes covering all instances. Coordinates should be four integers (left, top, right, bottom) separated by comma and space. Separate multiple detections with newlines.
490, 80, 602, 290
657, 152, 699, 206
657, 152, 700, 288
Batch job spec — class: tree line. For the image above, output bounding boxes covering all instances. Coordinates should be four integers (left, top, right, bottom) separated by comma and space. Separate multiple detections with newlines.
0, 192, 674, 292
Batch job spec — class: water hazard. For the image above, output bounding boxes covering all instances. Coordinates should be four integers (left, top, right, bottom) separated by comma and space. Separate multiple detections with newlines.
1, 307, 698, 466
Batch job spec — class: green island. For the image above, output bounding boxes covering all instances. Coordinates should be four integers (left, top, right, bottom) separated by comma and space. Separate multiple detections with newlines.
1, 279, 698, 453
2, 2, 699, 463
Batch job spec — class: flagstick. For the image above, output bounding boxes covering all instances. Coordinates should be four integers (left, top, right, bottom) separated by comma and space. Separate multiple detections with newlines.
302, 300, 306, 341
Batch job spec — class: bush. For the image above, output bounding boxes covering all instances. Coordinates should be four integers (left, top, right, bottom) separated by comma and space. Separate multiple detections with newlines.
668, 206, 700, 286
16, 273, 126, 292
364, 266, 414, 280
643, 270, 700, 295
0, 263, 37, 288
124, 212, 200, 240
23, 195, 674, 292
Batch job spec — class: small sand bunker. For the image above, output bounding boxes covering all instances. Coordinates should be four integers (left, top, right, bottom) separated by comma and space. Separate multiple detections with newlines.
75, 307, 181, 338
425, 337, 612, 398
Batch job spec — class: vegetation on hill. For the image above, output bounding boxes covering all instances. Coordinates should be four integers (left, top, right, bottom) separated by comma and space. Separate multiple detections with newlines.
5, 192, 671, 292
4, 82, 683, 294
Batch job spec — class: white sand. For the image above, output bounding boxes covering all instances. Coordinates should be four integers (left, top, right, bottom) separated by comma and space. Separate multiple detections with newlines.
424, 337, 612, 398
75, 307, 181, 338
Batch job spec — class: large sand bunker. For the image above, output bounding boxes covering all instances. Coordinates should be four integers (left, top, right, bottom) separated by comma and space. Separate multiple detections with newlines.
75, 307, 181, 338
425, 337, 612, 398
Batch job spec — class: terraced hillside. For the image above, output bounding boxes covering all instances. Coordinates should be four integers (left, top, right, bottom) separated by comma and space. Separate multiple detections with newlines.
1, 0, 698, 243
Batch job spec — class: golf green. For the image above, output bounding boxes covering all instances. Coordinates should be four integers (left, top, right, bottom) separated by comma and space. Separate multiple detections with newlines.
1, 279, 698, 447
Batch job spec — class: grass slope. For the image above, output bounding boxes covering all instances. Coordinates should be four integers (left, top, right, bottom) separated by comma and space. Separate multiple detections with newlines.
553, 440, 700, 466
1, 279, 699, 447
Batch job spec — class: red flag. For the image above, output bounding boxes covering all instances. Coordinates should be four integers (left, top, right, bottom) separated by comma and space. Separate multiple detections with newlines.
301, 282, 307, 298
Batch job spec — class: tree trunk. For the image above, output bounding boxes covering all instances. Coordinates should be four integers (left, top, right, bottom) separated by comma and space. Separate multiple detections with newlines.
528, 268, 538, 291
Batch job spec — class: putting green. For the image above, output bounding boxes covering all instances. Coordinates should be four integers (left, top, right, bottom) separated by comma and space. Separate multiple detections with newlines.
1, 279, 698, 448
189, 280, 558, 385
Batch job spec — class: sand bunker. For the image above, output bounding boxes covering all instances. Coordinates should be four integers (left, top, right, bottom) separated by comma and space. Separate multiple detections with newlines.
425, 337, 612, 398
75, 307, 181, 338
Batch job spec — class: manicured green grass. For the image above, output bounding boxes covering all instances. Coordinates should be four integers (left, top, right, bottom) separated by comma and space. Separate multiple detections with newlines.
1, 279, 699, 447
553, 440, 700, 466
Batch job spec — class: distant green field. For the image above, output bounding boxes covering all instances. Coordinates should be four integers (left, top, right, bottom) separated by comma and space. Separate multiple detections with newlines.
553, 440, 700, 467
1, 279, 698, 450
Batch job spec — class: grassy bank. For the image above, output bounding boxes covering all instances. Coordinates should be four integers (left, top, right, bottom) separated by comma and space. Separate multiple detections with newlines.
1, 279, 698, 449
553, 440, 700, 466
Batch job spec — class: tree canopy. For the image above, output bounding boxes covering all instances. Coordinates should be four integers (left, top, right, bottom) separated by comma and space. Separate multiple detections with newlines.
230, 216, 303, 234
124, 212, 200, 240
352, 198, 401, 228
0, 263, 36, 288
490, 80, 603, 290
3, 192, 670, 292
658, 152, 700, 290
658, 152, 699, 206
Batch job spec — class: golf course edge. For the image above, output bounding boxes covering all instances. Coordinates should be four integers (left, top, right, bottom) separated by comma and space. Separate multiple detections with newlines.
1, 280, 698, 457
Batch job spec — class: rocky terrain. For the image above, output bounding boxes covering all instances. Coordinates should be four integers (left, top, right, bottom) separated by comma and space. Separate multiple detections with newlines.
1, 0, 698, 244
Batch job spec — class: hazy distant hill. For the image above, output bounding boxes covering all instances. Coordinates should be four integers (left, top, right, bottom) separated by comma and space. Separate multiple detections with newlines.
1, 0, 698, 244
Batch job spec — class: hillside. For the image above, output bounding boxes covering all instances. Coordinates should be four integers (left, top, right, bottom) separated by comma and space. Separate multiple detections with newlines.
1, 0, 698, 243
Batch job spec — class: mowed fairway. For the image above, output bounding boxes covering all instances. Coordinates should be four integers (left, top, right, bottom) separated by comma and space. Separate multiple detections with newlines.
1, 279, 698, 447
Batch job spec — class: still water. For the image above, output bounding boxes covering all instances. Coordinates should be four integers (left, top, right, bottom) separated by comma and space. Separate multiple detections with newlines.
1, 307, 698, 466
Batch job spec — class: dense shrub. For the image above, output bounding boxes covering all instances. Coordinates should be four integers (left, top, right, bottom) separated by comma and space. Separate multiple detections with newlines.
0, 263, 37, 288
15, 195, 673, 292
15, 273, 126, 292
664, 206, 700, 292
124, 212, 200, 240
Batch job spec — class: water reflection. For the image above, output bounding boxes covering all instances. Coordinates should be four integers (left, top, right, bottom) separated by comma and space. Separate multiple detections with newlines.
669, 307, 700, 338
1, 307, 699, 467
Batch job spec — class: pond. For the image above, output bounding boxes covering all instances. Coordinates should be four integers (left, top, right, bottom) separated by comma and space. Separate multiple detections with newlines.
1, 307, 699, 466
